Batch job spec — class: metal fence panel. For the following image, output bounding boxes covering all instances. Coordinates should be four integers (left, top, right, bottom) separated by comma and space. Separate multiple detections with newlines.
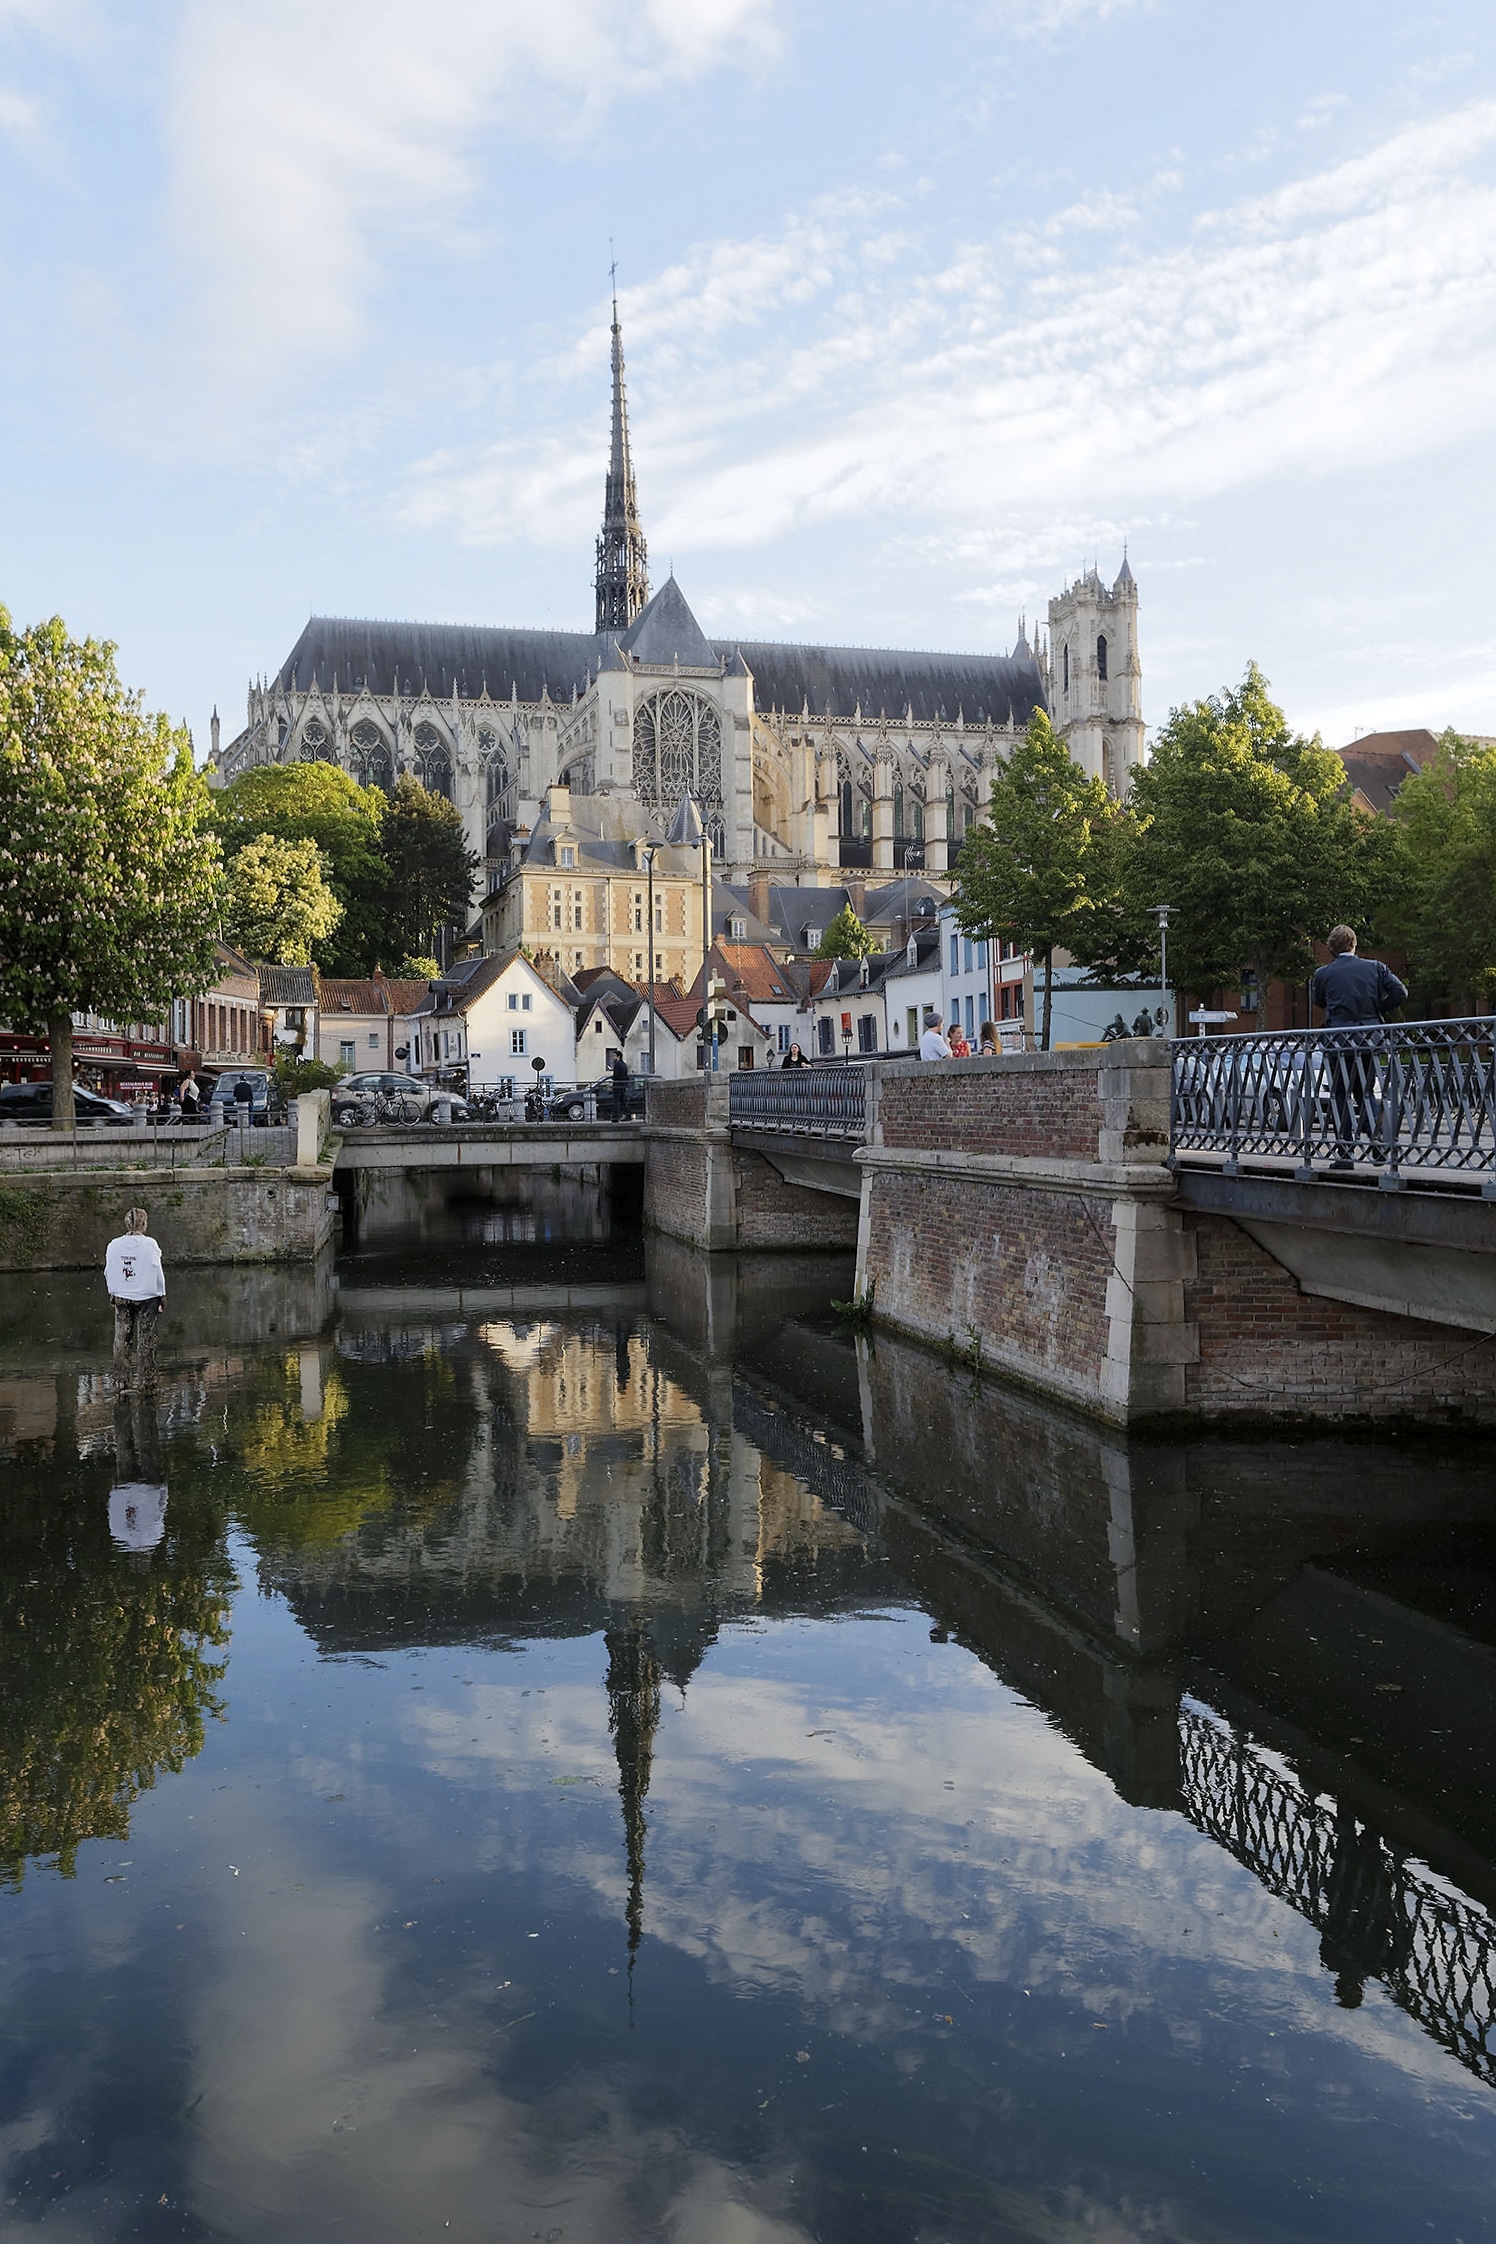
1170, 1019, 1496, 1185
728, 1064, 867, 1139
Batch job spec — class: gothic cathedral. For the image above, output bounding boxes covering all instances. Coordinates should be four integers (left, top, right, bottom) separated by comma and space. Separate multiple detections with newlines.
212, 294, 1144, 886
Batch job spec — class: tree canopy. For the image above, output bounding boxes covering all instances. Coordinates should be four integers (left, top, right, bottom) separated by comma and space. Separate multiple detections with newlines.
379, 776, 478, 963
816, 904, 877, 961
211, 762, 387, 976
0, 610, 222, 1125
223, 833, 342, 965
954, 709, 1119, 1046
1118, 665, 1383, 1006
1383, 731, 1496, 1013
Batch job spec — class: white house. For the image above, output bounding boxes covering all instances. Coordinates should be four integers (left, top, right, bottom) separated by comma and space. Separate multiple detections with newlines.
881, 929, 944, 1055
410, 952, 578, 1091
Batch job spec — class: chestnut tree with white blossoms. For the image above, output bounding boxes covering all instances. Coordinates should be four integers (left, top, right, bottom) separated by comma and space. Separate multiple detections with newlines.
0, 609, 222, 1128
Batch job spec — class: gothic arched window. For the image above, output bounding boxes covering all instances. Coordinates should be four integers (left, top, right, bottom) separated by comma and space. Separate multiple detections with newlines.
1097, 633, 1108, 682
350, 718, 392, 790
840, 779, 854, 836
299, 717, 330, 763
413, 721, 452, 800
911, 798, 924, 841
893, 777, 905, 837
859, 785, 873, 839
631, 691, 723, 826
1062, 642, 1070, 695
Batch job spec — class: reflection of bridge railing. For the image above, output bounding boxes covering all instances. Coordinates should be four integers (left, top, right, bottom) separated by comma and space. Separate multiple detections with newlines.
1170, 1019, 1496, 1183
728, 1067, 867, 1140
1180, 1701, 1496, 2086
731, 1381, 882, 1540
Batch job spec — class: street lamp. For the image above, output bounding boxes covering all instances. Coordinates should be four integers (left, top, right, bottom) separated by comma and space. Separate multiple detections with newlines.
1153, 904, 1175, 1034
643, 841, 660, 1078
666, 793, 715, 1072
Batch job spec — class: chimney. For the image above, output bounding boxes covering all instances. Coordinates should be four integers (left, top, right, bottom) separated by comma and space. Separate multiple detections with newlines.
547, 782, 571, 823
749, 870, 770, 929
844, 877, 866, 919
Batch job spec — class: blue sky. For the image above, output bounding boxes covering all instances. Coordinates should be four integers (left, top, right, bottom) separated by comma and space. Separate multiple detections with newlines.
3, 0, 1495, 758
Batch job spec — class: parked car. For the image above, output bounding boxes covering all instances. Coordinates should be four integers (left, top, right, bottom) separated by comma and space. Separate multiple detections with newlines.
204, 1068, 275, 1126
332, 1072, 470, 1127
546, 1073, 647, 1122
0, 1082, 135, 1127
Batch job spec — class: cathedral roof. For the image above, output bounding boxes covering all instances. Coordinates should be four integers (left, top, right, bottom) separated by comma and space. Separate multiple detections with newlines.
708, 639, 1046, 727
268, 606, 1048, 728
275, 616, 600, 704
618, 577, 718, 670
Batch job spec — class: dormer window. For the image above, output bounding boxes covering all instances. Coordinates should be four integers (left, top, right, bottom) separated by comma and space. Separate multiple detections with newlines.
559, 845, 575, 868
729, 916, 747, 941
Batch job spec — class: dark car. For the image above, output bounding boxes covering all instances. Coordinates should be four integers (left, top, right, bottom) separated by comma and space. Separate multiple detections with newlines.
546, 1073, 647, 1122
0, 1082, 135, 1127
205, 1068, 275, 1125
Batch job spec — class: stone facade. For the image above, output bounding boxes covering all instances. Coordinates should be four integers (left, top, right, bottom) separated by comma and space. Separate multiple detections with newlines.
0, 1163, 334, 1272
211, 314, 1143, 891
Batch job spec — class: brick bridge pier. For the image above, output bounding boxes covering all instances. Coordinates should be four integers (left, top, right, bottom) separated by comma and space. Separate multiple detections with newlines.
643, 1044, 1496, 1429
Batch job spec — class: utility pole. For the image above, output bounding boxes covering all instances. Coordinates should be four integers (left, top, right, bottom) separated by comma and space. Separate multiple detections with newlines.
644, 842, 659, 1077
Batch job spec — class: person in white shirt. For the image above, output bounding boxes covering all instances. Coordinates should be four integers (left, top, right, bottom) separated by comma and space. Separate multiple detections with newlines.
918, 1010, 952, 1062
104, 1208, 166, 1389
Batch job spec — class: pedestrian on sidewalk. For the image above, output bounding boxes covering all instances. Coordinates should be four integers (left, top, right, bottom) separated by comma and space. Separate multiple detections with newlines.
233, 1072, 254, 1127
105, 1208, 166, 1390
781, 1041, 810, 1069
179, 1069, 202, 1124
1310, 925, 1408, 1168
610, 1049, 631, 1121
919, 1010, 951, 1062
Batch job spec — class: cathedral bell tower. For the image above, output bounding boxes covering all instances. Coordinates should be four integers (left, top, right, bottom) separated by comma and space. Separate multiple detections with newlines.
594, 285, 651, 633
1047, 555, 1144, 796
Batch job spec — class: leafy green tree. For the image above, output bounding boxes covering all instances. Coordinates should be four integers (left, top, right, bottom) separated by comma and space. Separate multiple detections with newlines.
1384, 731, 1496, 1013
1121, 665, 1383, 1013
816, 903, 877, 961
955, 709, 1119, 1048
211, 762, 387, 975
0, 610, 222, 1129
380, 776, 478, 962
223, 833, 342, 964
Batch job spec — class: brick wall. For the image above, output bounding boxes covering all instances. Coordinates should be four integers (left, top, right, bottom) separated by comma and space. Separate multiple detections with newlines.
645, 1079, 709, 1130
643, 1136, 709, 1244
732, 1150, 859, 1250
860, 1168, 1115, 1409
1184, 1213, 1496, 1424
877, 1051, 1104, 1158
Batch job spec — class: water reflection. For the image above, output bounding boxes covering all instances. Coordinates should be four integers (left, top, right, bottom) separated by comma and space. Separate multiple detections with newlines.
107, 1395, 168, 1551
1, 1230, 1495, 2239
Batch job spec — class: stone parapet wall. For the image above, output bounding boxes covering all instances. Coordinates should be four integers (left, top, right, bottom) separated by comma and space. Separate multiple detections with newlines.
0, 1165, 335, 1271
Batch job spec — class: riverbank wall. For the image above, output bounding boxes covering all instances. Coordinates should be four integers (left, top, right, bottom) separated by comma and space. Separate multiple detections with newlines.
0, 1164, 336, 1271
643, 1078, 860, 1253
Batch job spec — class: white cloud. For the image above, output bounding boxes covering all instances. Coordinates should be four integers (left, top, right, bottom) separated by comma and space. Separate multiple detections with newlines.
402, 95, 1496, 592
167, 0, 781, 378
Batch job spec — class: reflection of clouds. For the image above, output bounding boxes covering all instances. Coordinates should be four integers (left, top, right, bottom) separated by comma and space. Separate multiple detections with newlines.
396, 1628, 1461, 2098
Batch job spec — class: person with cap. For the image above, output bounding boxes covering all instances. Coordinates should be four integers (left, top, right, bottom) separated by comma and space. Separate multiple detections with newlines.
104, 1207, 166, 1390
919, 1010, 952, 1062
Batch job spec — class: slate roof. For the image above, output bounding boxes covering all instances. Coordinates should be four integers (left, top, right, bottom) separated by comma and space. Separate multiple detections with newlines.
259, 965, 317, 1006
1334, 729, 1437, 813
618, 578, 718, 670
715, 639, 1047, 727
271, 583, 1049, 729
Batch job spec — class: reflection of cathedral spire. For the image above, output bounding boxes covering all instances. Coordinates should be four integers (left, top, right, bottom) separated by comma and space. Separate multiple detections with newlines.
605, 1616, 662, 1967
594, 280, 651, 633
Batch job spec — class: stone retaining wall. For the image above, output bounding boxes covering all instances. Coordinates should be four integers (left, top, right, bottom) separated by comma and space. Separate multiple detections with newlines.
0, 1165, 335, 1271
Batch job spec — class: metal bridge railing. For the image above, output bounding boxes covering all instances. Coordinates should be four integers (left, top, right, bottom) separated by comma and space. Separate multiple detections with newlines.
1169, 1018, 1496, 1187
1180, 1701, 1496, 2087
727, 1064, 867, 1139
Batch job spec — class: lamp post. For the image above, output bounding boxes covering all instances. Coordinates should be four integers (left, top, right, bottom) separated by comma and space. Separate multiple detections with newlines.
643, 842, 660, 1078
666, 794, 715, 1072
1153, 904, 1174, 1035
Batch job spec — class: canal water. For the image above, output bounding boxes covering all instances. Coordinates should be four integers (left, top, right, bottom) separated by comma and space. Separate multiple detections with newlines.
3, 1187, 1495, 2241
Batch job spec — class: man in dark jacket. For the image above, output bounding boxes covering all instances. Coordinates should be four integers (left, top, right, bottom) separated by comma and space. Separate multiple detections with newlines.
610, 1051, 631, 1122
1310, 925, 1408, 1166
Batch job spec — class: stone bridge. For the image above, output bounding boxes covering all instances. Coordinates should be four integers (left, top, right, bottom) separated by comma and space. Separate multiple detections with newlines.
641, 1036, 1496, 1431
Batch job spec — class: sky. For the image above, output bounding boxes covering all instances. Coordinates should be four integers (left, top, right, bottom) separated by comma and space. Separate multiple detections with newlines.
3, 0, 1496, 759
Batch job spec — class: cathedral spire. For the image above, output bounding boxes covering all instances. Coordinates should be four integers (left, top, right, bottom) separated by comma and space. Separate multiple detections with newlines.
595, 271, 651, 633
